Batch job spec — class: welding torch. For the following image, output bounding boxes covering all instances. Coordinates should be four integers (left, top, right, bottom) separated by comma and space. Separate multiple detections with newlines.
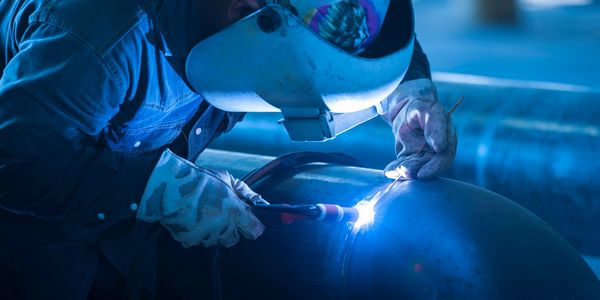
250, 203, 361, 225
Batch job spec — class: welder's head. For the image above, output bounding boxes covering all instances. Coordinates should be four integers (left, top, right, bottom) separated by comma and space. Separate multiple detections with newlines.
187, 0, 415, 141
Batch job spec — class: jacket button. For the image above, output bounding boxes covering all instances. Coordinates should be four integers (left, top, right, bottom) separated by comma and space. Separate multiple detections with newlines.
134, 141, 141, 148
195, 128, 202, 135
130, 203, 139, 212
97, 213, 106, 221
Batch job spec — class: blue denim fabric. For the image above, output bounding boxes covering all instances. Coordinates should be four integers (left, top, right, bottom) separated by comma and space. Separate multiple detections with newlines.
0, 0, 242, 227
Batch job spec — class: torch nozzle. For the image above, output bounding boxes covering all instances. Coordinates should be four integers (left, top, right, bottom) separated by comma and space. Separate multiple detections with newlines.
251, 203, 360, 225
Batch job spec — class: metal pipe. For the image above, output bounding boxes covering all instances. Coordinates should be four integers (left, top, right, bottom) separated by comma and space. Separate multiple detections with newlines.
192, 149, 600, 299
211, 75, 600, 256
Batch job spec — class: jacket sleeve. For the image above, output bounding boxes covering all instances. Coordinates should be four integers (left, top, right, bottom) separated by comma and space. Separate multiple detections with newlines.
402, 37, 432, 82
0, 20, 158, 234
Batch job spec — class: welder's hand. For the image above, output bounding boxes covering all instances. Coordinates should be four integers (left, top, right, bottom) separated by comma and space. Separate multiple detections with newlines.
381, 79, 456, 180
137, 149, 265, 248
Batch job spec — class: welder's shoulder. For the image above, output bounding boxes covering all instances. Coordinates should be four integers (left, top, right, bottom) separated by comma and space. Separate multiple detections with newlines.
29, 0, 147, 56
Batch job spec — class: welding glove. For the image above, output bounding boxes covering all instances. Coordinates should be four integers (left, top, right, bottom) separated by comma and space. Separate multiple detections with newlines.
137, 149, 265, 248
381, 79, 457, 180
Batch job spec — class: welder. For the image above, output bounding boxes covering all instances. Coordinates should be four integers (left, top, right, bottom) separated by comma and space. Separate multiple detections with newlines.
0, 0, 456, 297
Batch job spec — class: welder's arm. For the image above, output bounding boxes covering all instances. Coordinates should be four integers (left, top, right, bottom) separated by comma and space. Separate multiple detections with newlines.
402, 39, 432, 83
380, 38, 457, 179
0, 22, 158, 238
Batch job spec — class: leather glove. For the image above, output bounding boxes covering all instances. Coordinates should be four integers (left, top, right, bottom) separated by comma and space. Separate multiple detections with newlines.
137, 149, 265, 248
381, 79, 457, 180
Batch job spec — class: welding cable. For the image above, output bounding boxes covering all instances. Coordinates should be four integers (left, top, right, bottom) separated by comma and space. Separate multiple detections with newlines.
211, 245, 223, 300
211, 151, 361, 300
242, 151, 361, 186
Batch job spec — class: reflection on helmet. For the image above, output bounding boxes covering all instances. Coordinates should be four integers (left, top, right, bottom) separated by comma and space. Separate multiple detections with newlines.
267, 0, 384, 54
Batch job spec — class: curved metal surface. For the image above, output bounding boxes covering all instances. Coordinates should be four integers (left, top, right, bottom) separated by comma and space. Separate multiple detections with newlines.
210, 77, 600, 255
195, 149, 600, 299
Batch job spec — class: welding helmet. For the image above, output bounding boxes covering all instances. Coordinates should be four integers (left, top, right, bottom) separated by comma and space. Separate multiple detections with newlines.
186, 0, 415, 141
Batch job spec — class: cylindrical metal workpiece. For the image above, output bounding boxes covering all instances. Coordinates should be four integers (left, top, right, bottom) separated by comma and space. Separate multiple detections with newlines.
211, 77, 600, 255
194, 149, 600, 299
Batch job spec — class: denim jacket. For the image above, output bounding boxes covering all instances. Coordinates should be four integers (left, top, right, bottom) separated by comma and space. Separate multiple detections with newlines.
0, 0, 246, 236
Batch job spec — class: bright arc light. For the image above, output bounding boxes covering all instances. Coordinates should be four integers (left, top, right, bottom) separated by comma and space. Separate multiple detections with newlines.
353, 200, 376, 229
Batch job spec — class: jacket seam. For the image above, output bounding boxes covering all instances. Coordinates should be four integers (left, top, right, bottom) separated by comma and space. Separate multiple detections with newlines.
142, 92, 198, 112
112, 119, 188, 134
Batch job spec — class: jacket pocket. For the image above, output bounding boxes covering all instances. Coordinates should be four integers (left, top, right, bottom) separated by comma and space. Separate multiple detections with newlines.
105, 119, 187, 154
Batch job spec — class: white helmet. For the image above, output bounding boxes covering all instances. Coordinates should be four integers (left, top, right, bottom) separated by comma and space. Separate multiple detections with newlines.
186, 0, 415, 141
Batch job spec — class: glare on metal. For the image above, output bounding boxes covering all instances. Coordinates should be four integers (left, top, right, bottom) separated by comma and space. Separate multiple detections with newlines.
353, 200, 376, 229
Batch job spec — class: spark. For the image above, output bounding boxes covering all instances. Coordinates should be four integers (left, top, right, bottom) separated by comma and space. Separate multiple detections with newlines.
353, 199, 376, 229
